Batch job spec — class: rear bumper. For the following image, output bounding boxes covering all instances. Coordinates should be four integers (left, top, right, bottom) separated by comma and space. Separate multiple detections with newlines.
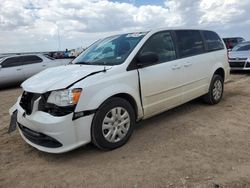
15, 102, 94, 153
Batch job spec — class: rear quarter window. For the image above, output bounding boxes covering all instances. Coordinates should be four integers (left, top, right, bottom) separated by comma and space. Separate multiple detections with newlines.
202, 31, 224, 51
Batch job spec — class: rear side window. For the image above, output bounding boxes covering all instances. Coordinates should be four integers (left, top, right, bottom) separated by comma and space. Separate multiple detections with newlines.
1, 57, 22, 68
21, 55, 43, 65
175, 30, 205, 58
203, 31, 224, 51
140, 31, 176, 63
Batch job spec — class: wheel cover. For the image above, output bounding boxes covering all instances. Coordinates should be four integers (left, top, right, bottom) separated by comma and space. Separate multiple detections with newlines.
213, 80, 223, 101
102, 107, 130, 143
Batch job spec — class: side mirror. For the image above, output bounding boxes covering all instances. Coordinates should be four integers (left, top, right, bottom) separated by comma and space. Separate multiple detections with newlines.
137, 52, 159, 68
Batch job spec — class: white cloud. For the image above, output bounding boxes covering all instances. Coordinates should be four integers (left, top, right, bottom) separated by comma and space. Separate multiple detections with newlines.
0, 0, 250, 53
199, 0, 248, 24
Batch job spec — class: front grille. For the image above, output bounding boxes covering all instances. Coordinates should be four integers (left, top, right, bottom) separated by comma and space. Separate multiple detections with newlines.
18, 123, 62, 148
246, 62, 250, 68
229, 61, 245, 68
20, 92, 41, 115
38, 93, 50, 112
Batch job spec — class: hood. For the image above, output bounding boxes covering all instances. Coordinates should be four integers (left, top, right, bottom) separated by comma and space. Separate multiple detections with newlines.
229, 51, 250, 59
21, 65, 108, 93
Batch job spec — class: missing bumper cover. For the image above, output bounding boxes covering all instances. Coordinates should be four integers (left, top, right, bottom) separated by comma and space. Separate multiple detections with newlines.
18, 123, 62, 148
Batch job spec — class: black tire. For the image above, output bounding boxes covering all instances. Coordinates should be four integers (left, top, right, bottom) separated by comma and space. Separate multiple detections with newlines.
203, 74, 224, 105
91, 97, 135, 150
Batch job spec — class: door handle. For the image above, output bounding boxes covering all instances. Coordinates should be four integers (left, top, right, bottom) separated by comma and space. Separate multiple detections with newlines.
184, 62, 192, 67
42, 65, 46, 67
16, 68, 22, 71
172, 64, 181, 70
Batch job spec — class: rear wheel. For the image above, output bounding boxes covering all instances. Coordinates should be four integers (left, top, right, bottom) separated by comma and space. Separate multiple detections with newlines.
91, 97, 135, 150
203, 74, 224, 105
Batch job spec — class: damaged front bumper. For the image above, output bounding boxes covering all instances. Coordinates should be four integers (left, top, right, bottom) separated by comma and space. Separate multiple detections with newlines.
8, 97, 21, 133
8, 96, 94, 153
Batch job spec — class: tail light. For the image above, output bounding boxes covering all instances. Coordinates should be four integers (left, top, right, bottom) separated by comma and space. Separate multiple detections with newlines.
227, 50, 229, 63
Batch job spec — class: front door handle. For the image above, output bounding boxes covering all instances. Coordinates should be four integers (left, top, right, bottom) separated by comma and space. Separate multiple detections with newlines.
42, 65, 46, 67
16, 68, 22, 71
172, 64, 181, 70
184, 62, 192, 67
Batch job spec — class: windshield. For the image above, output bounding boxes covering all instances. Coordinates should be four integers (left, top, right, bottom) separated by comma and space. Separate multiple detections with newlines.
232, 43, 250, 51
44, 54, 55, 60
72, 32, 148, 66
0, 56, 6, 63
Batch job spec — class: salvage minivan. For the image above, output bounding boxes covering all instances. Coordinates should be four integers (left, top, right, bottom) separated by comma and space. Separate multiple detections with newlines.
9, 28, 230, 153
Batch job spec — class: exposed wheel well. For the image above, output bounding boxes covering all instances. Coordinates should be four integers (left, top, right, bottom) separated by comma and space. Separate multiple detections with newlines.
109, 93, 138, 118
214, 68, 225, 81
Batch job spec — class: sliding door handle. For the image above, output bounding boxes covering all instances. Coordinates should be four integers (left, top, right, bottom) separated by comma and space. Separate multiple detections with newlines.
184, 62, 192, 67
172, 64, 181, 70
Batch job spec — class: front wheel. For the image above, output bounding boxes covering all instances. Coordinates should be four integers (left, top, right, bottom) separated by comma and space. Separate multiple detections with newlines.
203, 74, 224, 105
91, 97, 135, 150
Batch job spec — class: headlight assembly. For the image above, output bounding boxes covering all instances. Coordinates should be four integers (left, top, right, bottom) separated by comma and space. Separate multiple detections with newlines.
40, 88, 82, 117
47, 88, 82, 107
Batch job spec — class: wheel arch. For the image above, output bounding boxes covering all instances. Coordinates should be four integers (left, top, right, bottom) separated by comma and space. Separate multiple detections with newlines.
109, 93, 138, 119
75, 84, 143, 120
94, 92, 141, 121
214, 67, 225, 81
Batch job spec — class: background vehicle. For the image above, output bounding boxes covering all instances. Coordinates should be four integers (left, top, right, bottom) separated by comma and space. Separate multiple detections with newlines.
10, 29, 230, 153
228, 41, 250, 70
223, 37, 245, 50
0, 54, 71, 87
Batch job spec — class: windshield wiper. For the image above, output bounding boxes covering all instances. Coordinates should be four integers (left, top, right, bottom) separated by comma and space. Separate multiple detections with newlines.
75, 61, 115, 66
92, 61, 115, 66
74, 61, 92, 65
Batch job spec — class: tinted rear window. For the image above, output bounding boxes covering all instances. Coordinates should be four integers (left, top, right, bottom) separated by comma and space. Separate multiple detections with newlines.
203, 31, 224, 51
175, 30, 205, 58
22, 55, 43, 65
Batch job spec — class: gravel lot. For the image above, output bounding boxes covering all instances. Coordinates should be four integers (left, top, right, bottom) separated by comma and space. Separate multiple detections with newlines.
0, 73, 250, 188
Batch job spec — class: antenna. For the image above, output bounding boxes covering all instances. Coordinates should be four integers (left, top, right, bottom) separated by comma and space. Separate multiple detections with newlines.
57, 29, 61, 51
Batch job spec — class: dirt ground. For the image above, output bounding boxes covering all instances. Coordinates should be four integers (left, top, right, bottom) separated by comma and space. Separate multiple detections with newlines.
0, 73, 250, 188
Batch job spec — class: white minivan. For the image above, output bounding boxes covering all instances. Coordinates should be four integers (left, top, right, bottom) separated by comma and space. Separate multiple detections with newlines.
9, 28, 230, 153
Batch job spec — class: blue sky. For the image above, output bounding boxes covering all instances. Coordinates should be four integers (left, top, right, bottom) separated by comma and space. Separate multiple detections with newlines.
0, 0, 250, 53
